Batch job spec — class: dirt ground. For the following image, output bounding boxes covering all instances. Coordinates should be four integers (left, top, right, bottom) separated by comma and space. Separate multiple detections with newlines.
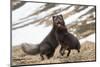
12, 41, 96, 66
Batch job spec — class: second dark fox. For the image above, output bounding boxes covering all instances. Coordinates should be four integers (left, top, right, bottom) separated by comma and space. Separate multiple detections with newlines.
53, 15, 81, 57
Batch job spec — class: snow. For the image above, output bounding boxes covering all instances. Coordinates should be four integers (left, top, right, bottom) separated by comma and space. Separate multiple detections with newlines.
79, 33, 95, 44
13, 5, 70, 28
64, 6, 94, 25
12, 2, 45, 23
12, 2, 95, 46
12, 23, 52, 46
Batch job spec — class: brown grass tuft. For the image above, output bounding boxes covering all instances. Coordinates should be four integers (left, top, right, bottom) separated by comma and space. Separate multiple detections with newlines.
12, 41, 95, 66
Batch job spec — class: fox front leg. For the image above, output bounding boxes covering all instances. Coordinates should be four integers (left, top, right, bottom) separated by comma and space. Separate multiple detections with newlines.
60, 46, 65, 56
40, 53, 44, 60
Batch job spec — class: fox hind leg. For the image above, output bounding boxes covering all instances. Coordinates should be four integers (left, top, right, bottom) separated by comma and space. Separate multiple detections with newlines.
67, 49, 71, 57
40, 53, 44, 60
60, 46, 65, 56
77, 49, 80, 53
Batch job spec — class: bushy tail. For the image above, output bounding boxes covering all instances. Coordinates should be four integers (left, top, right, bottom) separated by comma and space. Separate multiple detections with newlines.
21, 43, 40, 55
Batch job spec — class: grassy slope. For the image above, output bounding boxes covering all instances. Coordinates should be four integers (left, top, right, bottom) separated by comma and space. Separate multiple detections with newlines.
12, 41, 95, 65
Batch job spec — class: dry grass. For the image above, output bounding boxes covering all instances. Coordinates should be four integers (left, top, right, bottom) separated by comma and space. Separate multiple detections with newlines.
12, 41, 96, 66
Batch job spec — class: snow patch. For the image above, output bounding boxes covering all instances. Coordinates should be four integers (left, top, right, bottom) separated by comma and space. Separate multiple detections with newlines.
79, 33, 95, 44
12, 24, 52, 46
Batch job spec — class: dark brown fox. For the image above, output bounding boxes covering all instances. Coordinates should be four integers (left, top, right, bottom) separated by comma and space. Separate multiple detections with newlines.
52, 15, 81, 57
21, 22, 59, 60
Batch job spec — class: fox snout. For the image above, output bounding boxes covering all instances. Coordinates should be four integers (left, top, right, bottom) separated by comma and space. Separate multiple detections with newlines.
57, 23, 62, 27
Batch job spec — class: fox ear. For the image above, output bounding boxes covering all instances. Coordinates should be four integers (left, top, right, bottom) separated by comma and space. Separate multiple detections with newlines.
53, 16, 57, 21
59, 14, 63, 19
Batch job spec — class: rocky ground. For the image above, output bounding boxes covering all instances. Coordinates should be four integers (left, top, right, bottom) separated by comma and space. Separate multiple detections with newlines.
12, 41, 96, 66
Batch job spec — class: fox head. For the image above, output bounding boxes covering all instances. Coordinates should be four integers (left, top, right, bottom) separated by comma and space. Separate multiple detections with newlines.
52, 14, 66, 30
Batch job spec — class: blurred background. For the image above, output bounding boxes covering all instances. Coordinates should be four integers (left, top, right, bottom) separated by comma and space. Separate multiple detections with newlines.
12, 0, 95, 46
